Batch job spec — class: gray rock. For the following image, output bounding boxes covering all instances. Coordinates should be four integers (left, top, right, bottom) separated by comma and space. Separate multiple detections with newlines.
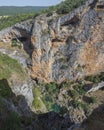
12, 81, 34, 107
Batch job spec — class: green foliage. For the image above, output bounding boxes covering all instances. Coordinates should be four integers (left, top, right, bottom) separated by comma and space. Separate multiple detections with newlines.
0, 13, 36, 30
0, 79, 13, 98
0, 53, 25, 80
51, 103, 61, 113
45, 82, 59, 94
70, 90, 79, 99
33, 97, 44, 110
61, 81, 71, 88
60, 64, 68, 69
90, 96, 97, 104
75, 84, 86, 96
11, 39, 22, 49
60, 106, 68, 115
0, 0, 87, 30
72, 100, 89, 112
44, 94, 53, 102
80, 102, 89, 112
49, 0, 85, 14
85, 72, 104, 83
33, 87, 45, 110
33, 87, 41, 97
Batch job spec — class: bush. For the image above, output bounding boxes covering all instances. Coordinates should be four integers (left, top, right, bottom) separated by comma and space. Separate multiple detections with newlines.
90, 96, 97, 104
0, 79, 13, 98
11, 38, 22, 49
60, 106, 68, 115
61, 81, 71, 88
43, 94, 53, 111
56, 0, 85, 14
33, 97, 44, 110
33, 87, 41, 97
70, 90, 79, 99
51, 103, 61, 113
72, 100, 89, 112
85, 72, 104, 83
45, 82, 59, 94
33, 87, 45, 110
75, 83, 86, 96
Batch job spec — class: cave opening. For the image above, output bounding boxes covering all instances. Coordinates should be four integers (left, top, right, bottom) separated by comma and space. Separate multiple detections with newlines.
18, 37, 27, 42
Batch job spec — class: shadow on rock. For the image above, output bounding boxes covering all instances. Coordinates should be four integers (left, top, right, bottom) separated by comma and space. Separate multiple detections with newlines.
0, 79, 73, 130
78, 104, 104, 130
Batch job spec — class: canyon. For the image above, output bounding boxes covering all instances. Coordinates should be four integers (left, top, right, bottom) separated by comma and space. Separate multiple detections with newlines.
0, 0, 104, 130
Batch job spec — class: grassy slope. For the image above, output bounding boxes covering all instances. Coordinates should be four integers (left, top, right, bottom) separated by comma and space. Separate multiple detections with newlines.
0, 52, 26, 81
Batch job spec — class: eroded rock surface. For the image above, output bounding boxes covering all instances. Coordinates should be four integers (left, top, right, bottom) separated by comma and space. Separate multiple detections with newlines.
0, 0, 104, 83
31, 0, 104, 82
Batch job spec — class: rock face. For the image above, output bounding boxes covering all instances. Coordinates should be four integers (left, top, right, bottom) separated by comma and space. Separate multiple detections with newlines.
0, 0, 104, 83
31, 0, 104, 82
12, 80, 34, 107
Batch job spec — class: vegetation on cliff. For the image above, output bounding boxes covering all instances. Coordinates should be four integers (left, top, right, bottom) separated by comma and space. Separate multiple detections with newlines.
0, 13, 36, 30
49, 0, 85, 14
0, 0, 86, 30
0, 53, 26, 81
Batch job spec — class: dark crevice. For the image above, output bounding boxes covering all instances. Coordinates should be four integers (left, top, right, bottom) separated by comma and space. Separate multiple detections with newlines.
13, 27, 34, 57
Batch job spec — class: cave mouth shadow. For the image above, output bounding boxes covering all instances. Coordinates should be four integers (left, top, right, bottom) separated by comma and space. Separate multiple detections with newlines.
13, 27, 34, 58
0, 79, 73, 130
0, 78, 35, 129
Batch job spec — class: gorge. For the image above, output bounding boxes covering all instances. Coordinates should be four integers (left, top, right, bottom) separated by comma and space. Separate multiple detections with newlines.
0, 0, 104, 130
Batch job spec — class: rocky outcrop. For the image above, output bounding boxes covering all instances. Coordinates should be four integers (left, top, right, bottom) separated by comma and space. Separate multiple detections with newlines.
30, 0, 104, 82
0, 0, 104, 83
12, 80, 34, 107
0, 0, 104, 130
0, 19, 32, 42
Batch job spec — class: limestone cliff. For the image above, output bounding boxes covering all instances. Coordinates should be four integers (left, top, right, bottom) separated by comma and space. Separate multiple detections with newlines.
31, 0, 104, 82
0, 0, 104, 130
0, 0, 104, 83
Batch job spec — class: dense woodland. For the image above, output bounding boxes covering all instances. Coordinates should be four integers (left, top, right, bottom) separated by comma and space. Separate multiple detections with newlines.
0, 6, 48, 15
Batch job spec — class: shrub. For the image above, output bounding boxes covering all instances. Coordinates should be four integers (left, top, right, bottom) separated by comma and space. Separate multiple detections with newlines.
61, 81, 71, 88
75, 84, 86, 96
72, 100, 89, 112
60, 106, 68, 115
45, 82, 59, 94
33, 97, 44, 110
44, 94, 53, 102
33, 87, 45, 110
43, 94, 53, 111
70, 90, 79, 99
85, 72, 104, 83
90, 96, 97, 104
72, 100, 81, 108
60, 64, 68, 69
51, 103, 61, 113
56, 0, 85, 14
0, 79, 13, 98
11, 38, 22, 49
33, 87, 41, 97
